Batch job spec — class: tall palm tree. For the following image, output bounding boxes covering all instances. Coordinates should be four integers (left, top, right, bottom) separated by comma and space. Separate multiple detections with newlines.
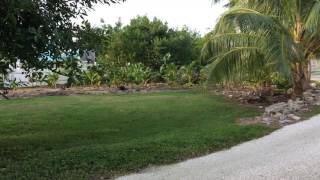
203, 0, 320, 97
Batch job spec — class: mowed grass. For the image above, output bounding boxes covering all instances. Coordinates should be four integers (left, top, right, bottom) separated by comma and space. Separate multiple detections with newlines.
0, 92, 273, 179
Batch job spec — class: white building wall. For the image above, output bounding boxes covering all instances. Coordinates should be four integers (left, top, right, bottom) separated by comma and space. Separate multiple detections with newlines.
6, 68, 68, 87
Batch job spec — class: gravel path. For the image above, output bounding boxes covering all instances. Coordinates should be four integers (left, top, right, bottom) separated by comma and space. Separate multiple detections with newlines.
117, 115, 320, 180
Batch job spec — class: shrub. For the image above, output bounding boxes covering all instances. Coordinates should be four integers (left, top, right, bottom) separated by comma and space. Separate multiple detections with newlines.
95, 61, 151, 86
160, 63, 178, 84
270, 73, 292, 91
61, 58, 84, 87
82, 71, 102, 86
125, 63, 151, 85
178, 61, 197, 86
199, 65, 210, 84
46, 73, 59, 88
149, 71, 162, 83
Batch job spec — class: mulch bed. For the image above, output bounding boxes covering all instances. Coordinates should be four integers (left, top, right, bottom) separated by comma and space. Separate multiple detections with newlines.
217, 88, 291, 107
0, 84, 192, 100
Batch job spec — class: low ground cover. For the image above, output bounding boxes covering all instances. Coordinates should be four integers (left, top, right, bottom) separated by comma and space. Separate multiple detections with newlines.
0, 92, 273, 179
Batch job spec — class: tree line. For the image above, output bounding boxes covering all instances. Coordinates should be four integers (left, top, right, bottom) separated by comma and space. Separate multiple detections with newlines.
61, 16, 208, 87
1, 0, 320, 97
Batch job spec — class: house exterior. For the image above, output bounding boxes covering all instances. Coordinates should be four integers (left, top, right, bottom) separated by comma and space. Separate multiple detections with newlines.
4, 51, 96, 87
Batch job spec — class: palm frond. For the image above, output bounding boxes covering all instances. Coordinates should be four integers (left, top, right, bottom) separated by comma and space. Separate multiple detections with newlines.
205, 0, 320, 91
305, 0, 320, 34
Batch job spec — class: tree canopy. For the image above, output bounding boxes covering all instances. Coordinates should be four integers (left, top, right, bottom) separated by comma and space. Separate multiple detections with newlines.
0, 0, 124, 73
100, 16, 203, 70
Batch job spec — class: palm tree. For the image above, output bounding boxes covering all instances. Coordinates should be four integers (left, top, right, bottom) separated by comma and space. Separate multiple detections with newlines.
203, 0, 320, 97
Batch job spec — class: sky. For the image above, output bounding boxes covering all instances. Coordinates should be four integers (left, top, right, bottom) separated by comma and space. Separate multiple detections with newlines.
84, 0, 228, 35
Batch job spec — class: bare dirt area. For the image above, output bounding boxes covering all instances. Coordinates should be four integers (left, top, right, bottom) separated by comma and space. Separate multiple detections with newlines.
0, 84, 191, 100
217, 88, 290, 106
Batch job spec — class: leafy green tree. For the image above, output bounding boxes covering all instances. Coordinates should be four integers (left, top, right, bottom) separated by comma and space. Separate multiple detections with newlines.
0, 0, 124, 73
203, 0, 320, 97
102, 16, 203, 70
158, 28, 202, 66
118, 16, 169, 69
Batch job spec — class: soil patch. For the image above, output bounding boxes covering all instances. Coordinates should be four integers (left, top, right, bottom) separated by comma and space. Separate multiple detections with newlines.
0, 84, 191, 100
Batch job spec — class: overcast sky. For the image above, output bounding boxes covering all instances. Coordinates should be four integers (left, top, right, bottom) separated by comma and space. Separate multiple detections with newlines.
84, 0, 228, 35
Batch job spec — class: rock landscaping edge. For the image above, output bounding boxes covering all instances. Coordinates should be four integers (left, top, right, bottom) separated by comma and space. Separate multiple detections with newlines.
239, 89, 320, 126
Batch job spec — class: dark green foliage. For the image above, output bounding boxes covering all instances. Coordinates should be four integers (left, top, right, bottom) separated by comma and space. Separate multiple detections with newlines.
101, 16, 203, 70
60, 58, 84, 87
75, 16, 206, 87
159, 28, 203, 66
0, 0, 124, 73
120, 16, 168, 69
0, 92, 273, 179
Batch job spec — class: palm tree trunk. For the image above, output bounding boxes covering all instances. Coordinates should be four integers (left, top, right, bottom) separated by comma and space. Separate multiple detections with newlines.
303, 61, 311, 90
292, 77, 304, 98
292, 62, 311, 98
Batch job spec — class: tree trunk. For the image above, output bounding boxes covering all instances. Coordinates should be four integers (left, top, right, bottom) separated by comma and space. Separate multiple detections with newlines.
303, 61, 311, 90
292, 62, 311, 98
292, 76, 304, 98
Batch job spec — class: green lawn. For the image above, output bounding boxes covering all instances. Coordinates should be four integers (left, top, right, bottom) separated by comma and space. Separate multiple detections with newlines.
0, 92, 273, 179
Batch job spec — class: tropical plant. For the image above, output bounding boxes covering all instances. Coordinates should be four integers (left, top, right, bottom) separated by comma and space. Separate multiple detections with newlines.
125, 63, 151, 85
270, 73, 293, 91
203, 0, 320, 97
160, 63, 178, 84
178, 61, 197, 86
61, 58, 84, 87
199, 65, 212, 84
82, 71, 102, 86
46, 73, 60, 88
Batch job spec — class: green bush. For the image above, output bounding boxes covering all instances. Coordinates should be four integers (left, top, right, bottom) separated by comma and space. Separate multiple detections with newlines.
125, 63, 151, 85
199, 65, 210, 84
178, 61, 197, 86
82, 71, 102, 86
149, 71, 162, 83
160, 63, 178, 84
94, 60, 152, 86
270, 73, 292, 90
46, 73, 59, 88
61, 58, 84, 87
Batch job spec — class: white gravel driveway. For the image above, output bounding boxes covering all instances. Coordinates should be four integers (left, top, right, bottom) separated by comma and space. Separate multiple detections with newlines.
117, 115, 320, 180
